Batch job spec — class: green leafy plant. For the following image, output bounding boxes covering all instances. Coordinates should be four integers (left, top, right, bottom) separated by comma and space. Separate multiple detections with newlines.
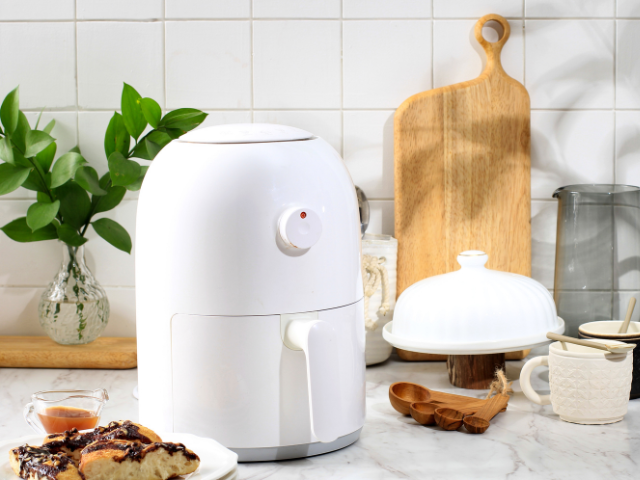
0, 84, 207, 253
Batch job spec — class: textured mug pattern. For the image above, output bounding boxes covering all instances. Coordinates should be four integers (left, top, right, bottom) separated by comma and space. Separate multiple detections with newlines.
549, 353, 632, 424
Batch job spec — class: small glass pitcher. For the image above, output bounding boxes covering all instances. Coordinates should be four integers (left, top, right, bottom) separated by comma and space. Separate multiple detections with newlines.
24, 389, 109, 434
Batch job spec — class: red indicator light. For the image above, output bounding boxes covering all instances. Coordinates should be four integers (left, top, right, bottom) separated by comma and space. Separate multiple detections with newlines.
300, 212, 307, 219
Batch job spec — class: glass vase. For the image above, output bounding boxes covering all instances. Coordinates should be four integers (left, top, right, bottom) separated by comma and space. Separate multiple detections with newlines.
38, 243, 110, 345
553, 184, 640, 336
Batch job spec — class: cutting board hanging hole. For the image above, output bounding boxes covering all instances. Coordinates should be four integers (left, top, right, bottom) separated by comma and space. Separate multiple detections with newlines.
474, 14, 510, 70
482, 20, 504, 43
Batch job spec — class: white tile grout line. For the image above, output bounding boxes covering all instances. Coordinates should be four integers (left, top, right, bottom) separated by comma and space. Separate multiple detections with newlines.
6, 17, 640, 22
250, 0, 254, 122
162, 0, 167, 110
340, 0, 344, 157
522, 0, 526, 85
613, 15, 617, 184
18, 107, 640, 113
74, 0, 80, 147
431, 0, 434, 90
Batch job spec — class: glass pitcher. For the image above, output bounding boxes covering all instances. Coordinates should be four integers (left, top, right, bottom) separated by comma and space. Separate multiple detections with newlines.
553, 185, 640, 336
24, 389, 109, 434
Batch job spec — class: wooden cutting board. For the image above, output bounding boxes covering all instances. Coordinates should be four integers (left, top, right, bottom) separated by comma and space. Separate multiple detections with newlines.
394, 14, 531, 298
0, 336, 137, 369
396, 349, 531, 362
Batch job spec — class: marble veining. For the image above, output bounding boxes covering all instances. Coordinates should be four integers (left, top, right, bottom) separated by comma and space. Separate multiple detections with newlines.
0, 348, 638, 479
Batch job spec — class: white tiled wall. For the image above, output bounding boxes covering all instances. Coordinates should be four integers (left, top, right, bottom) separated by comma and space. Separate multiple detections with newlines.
0, 0, 637, 336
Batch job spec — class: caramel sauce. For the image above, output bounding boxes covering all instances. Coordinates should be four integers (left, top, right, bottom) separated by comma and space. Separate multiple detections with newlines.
38, 406, 99, 434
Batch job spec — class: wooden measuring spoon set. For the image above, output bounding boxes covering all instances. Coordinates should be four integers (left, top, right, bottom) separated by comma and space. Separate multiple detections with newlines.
389, 382, 509, 434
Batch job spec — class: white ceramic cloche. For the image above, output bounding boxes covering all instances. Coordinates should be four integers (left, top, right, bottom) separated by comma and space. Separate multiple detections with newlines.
383, 251, 565, 354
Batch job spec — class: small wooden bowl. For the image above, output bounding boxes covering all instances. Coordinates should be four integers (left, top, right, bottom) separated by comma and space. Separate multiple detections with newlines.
463, 415, 491, 434
409, 402, 438, 425
434, 407, 464, 431
389, 382, 431, 415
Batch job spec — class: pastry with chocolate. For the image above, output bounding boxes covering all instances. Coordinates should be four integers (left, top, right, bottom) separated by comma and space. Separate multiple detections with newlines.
79, 439, 200, 480
43, 420, 162, 464
9, 445, 82, 480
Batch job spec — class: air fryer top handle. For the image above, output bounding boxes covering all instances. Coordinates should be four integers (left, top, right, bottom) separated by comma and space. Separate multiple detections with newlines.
285, 319, 342, 443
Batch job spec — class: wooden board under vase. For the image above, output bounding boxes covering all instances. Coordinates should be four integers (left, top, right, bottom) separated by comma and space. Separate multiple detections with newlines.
0, 336, 137, 369
397, 348, 531, 362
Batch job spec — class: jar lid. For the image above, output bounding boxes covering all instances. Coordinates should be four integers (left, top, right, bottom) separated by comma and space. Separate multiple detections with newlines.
179, 123, 314, 144
383, 251, 565, 354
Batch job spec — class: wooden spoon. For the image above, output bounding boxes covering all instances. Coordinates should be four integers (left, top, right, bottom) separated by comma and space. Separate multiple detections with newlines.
409, 399, 498, 425
410, 402, 441, 425
547, 332, 635, 354
389, 382, 431, 415
619, 297, 637, 334
434, 404, 480, 431
389, 382, 493, 415
463, 393, 510, 434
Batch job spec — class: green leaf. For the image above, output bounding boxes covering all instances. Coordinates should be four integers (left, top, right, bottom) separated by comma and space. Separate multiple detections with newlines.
50, 152, 87, 188
158, 109, 207, 132
34, 109, 44, 130
140, 98, 161, 129
158, 127, 184, 139
35, 141, 56, 172
37, 192, 51, 203
43, 119, 56, 135
74, 166, 107, 196
131, 137, 161, 160
0, 163, 31, 195
21, 169, 49, 193
0, 87, 19, 135
92, 173, 126, 215
92, 218, 131, 253
125, 165, 148, 191
12, 111, 31, 153
1, 217, 57, 242
55, 181, 91, 230
24, 130, 55, 158
104, 112, 130, 160
26, 200, 60, 232
10, 147, 32, 168
56, 223, 87, 247
131, 130, 173, 160
68, 145, 81, 154
108, 151, 140, 187
0, 137, 14, 164
121, 83, 147, 140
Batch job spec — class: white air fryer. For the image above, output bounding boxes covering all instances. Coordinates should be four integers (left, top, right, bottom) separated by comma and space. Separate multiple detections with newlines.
135, 124, 366, 461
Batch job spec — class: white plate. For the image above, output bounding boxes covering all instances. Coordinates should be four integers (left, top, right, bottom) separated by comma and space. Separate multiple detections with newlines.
383, 317, 566, 355
0, 432, 237, 480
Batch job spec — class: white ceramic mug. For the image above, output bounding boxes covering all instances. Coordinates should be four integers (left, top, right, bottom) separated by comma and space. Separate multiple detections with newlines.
520, 340, 633, 424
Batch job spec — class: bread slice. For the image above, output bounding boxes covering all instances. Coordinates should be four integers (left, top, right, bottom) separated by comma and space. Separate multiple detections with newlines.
79, 440, 200, 480
43, 420, 162, 464
9, 444, 83, 480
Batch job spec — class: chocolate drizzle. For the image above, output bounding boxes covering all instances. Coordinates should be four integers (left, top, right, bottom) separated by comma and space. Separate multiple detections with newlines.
82, 441, 199, 463
12, 445, 81, 480
45, 420, 153, 453
99, 420, 153, 444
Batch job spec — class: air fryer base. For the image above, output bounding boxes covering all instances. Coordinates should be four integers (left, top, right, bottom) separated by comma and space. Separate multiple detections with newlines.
231, 427, 362, 462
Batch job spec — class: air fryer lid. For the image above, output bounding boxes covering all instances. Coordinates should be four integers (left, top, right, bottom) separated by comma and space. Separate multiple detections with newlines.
179, 123, 314, 144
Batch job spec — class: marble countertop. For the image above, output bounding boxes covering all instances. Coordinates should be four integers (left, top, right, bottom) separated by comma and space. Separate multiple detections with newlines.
1, 348, 638, 479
